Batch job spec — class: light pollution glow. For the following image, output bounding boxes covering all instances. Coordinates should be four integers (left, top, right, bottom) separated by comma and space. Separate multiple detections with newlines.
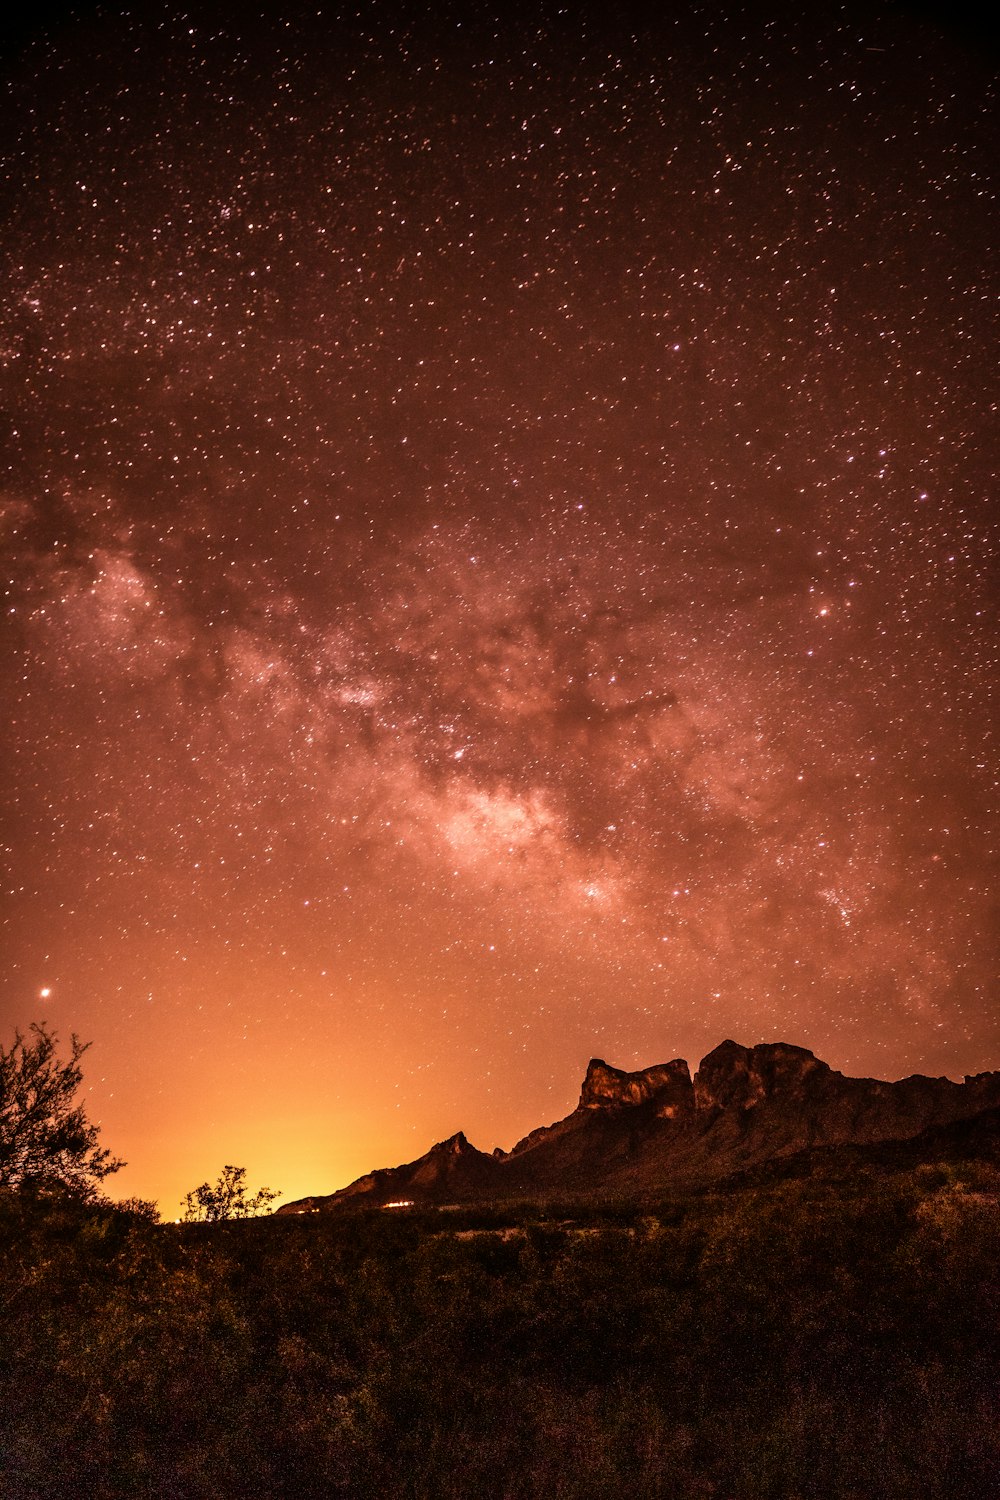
1, 2, 996, 1212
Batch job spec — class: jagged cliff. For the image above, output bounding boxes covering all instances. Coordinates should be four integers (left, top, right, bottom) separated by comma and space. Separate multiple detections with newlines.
278, 1040, 1000, 1214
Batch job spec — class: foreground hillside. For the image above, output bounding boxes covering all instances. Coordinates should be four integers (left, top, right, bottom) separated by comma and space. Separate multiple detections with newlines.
4, 1161, 1000, 1499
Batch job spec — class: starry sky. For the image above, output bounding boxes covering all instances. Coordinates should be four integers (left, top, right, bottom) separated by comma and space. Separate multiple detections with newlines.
1, 1, 996, 1212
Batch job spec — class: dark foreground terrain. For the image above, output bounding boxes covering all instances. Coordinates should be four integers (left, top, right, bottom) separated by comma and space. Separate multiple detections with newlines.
3, 1162, 999, 1499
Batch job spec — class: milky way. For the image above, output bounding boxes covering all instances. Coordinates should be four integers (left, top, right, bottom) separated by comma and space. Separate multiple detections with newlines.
1, 2, 996, 1209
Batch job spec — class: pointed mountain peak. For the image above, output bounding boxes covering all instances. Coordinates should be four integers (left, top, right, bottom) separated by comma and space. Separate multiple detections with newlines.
431, 1130, 475, 1156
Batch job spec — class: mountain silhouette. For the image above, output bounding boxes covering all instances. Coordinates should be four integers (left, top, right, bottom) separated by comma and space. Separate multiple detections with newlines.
278, 1041, 1000, 1213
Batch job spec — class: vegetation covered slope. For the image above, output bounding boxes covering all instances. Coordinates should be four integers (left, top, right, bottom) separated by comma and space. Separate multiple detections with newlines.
3, 1162, 1000, 1500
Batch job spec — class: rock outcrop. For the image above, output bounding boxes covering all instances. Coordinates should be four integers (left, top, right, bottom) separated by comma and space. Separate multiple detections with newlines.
693, 1041, 827, 1111
278, 1040, 1000, 1214
579, 1057, 693, 1116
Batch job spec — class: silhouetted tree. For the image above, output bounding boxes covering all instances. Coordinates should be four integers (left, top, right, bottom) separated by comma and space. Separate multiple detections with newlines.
182, 1163, 280, 1221
0, 1022, 123, 1196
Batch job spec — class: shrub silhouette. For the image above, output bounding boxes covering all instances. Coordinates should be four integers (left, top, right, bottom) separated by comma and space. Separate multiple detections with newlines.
182, 1163, 281, 1222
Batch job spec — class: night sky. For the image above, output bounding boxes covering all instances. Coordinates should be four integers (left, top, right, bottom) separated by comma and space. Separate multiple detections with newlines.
2, 2, 996, 1212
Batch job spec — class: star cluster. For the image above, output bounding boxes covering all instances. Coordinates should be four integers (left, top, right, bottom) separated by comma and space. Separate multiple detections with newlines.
1, 2, 996, 1209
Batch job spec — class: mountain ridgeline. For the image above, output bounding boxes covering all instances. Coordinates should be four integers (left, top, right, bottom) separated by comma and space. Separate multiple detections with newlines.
278, 1040, 1000, 1214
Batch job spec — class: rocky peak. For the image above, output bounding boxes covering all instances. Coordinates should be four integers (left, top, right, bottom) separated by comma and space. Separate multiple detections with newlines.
693, 1040, 829, 1112
432, 1131, 474, 1156
579, 1056, 693, 1115
278, 1038, 1000, 1216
